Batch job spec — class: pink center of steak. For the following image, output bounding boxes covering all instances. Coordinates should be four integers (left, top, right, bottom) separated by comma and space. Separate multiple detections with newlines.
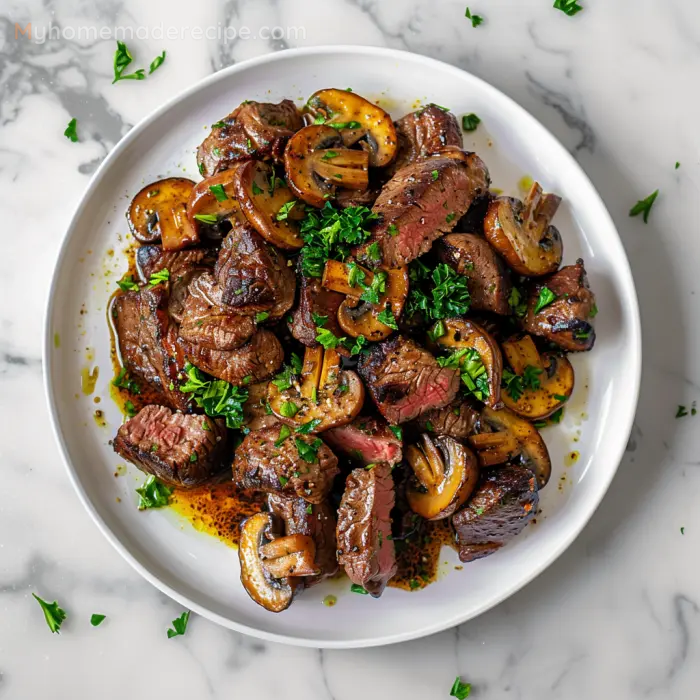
324, 421, 402, 466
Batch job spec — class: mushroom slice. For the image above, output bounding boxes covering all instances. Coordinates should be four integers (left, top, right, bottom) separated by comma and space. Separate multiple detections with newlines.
238, 512, 300, 613
469, 406, 552, 487
234, 160, 304, 250
322, 260, 408, 341
259, 534, 320, 578
405, 434, 479, 521
483, 181, 563, 277
267, 345, 364, 432
284, 125, 370, 208
127, 177, 199, 250
305, 89, 398, 167
432, 318, 503, 408
187, 167, 247, 236
501, 334, 574, 419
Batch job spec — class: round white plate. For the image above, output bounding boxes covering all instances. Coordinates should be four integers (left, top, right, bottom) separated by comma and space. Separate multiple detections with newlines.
44, 46, 641, 648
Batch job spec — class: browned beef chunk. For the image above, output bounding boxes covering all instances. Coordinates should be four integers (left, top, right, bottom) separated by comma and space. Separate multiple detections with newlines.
436, 233, 512, 315
391, 105, 463, 173
522, 259, 596, 351
214, 224, 295, 319
355, 152, 490, 268
233, 426, 339, 504
288, 275, 345, 347
179, 329, 283, 387
324, 416, 403, 466
452, 465, 538, 563
412, 397, 482, 440
179, 273, 257, 351
267, 493, 338, 586
197, 100, 303, 177
336, 463, 396, 597
113, 405, 228, 487
358, 335, 460, 424
113, 287, 191, 411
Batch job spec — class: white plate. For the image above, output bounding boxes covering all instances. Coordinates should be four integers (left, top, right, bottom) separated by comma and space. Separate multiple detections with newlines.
44, 46, 641, 648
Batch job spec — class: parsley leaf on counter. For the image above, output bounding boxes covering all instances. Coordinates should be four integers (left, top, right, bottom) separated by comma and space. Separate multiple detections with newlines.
450, 676, 472, 699
464, 7, 483, 27
149, 50, 166, 74
90, 614, 106, 627
676, 405, 689, 418
629, 189, 659, 223
675, 162, 681, 170
461, 113, 481, 132
112, 41, 146, 83
136, 475, 173, 510
179, 362, 249, 429
64, 118, 78, 142
407, 262, 471, 320
533, 286, 557, 314
32, 593, 67, 634
148, 268, 170, 287
553, 0, 583, 16
167, 611, 190, 638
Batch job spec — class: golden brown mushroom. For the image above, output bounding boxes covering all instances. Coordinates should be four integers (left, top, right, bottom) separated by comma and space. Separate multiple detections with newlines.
432, 318, 503, 408
305, 88, 398, 167
284, 125, 370, 208
267, 345, 364, 432
187, 168, 247, 236
501, 334, 574, 419
321, 260, 408, 341
127, 177, 198, 250
234, 160, 304, 250
405, 433, 479, 520
259, 534, 320, 578
483, 181, 563, 277
469, 406, 552, 487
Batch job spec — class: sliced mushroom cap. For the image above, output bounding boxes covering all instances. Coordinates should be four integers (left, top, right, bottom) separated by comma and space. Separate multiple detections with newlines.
284, 125, 370, 208
234, 160, 304, 250
305, 88, 398, 167
127, 178, 199, 250
501, 334, 574, 419
405, 433, 479, 520
267, 345, 365, 432
469, 406, 552, 487
483, 182, 563, 277
322, 260, 408, 341
238, 512, 300, 613
432, 318, 503, 408
259, 534, 320, 578
187, 168, 247, 236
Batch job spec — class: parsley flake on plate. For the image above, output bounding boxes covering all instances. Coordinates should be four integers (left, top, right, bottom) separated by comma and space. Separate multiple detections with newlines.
136, 476, 173, 510
462, 113, 481, 132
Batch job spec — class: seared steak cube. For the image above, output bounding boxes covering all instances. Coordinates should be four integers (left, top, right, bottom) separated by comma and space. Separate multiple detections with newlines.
324, 416, 402, 466
288, 275, 345, 348
412, 397, 482, 440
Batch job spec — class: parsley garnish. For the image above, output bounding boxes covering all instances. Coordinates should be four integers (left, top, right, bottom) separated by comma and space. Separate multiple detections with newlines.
276, 200, 297, 221
271, 366, 296, 392
464, 7, 483, 27
376, 305, 398, 330
431, 169, 439, 181
681, 527, 685, 535
449, 677, 472, 699
675, 162, 681, 170
255, 311, 269, 323
64, 118, 78, 142
350, 584, 369, 595
208, 184, 227, 201
290, 353, 304, 374
211, 121, 226, 129
124, 400, 137, 417
148, 268, 170, 287
367, 241, 382, 261
387, 223, 399, 237
306, 504, 313, 515
389, 425, 403, 440
328, 121, 362, 130
629, 189, 659, 223
90, 614, 106, 627
295, 437, 322, 463
533, 286, 557, 314
296, 419, 322, 434
135, 476, 173, 510
360, 271, 387, 305
117, 275, 140, 292
345, 334, 367, 356
180, 362, 248, 429
275, 425, 292, 447
508, 287, 528, 317
312, 312, 328, 327
316, 327, 347, 350
407, 262, 470, 320
439, 349, 489, 401
280, 401, 299, 418
252, 182, 264, 196
193, 213, 218, 225
553, 0, 583, 16
112, 41, 146, 83
32, 594, 67, 634
113, 367, 141, 394
427, 320, 447, 342
167, 611, 190, 638
502, 366, 542, 400
462, 113, 481, 131
590, 303, 599, 318
676, 405, 689, 418
550, 407, 564, 423
347, 262, 366, 289
149, 50, 166, 74
322, 150, 339, 160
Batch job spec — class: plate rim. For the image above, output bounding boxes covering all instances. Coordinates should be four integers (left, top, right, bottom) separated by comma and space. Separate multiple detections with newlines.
43, 44, 642, 649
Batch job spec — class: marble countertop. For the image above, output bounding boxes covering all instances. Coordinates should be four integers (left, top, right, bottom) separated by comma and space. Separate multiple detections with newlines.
2, 0, 699, 698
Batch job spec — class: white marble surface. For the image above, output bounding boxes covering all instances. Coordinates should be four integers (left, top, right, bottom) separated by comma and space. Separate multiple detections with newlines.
1, 0, 699, 697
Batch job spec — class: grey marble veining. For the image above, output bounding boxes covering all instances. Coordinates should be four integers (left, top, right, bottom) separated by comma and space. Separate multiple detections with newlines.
1, 0, 699, 698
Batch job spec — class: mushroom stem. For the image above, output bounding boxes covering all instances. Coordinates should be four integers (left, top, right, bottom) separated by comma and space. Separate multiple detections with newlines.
260, 534, 320, 578
468, 431, 519, 466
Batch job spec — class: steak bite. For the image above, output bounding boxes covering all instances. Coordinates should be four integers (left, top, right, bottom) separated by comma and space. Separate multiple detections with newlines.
233, 426, 339, 504
113, 405, 228, 487
179, 273, 257, 351
336, 463, 397, 597
197, 99, 303, 177
113, 287, 191, 411
412, 397, 482, 440
436, 233, 512, 315
522, 259, 596, 352
358, 335, 460, 425
179, 329, 283, 387
214, 224, 295, 319
288, 275, 345, 348
355, 152, 490, 268
267, 493, 338, 586
323, 416, 403, 467
452, 465, 538, 563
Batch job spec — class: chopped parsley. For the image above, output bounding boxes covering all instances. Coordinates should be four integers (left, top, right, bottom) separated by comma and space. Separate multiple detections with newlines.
681, 527, 685, 535
135, 475, 173, 510
193, 213, 218, 225
149, 50, 166, 74
255, 311, 270, 323
322, 150, 339, 160
590, 303, 599, 318
276, 200, 297, 221
312, 312, 328, 327
461, 113, 481, 132
280, 401, 300, 418
316, 327, 347, 350
675, 162, 681, 170
502, 366, 542, 401
211, 121, 226, 129
387, 223, 399, 237
306, 504, 314, 515
124, 400, 137, 418
296, 419, 322, 434
438, 348, 489, 401
64, 118, 78, 142
464, 7, 483, 27
275, 425, 292, 446
208, 183, 228, 201
407, 262, 471, 320
167, 611, 190, 638
90, 614, 106, 627
148, 268, 170, 287
508, 287, 528, 317
367, 241, 382, 261
428, 320, 447, 343
252, 182, 264, 196
32, 594, 67, 634
295, 437, 322, 463
290, 352, 304, 374
360, 271, 387, 305
553, 0, 583, 16
350, 584, 369, 595
113, 367, 141, 394
533, 286, 557, 314
328, 120, 362, 129
676, 405, 689, 418
376, 305, 398, 330
345, 334, 367, 356
431, 169, 439, 181
112, 41, 146, 83
449, 677, 472, 699
549, 407, 564, 423
279, 475, 289, 487
117, 275, 139, 292
629, 189, 659, 224
347, 262, 366, 289
389, 425, 403, 440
